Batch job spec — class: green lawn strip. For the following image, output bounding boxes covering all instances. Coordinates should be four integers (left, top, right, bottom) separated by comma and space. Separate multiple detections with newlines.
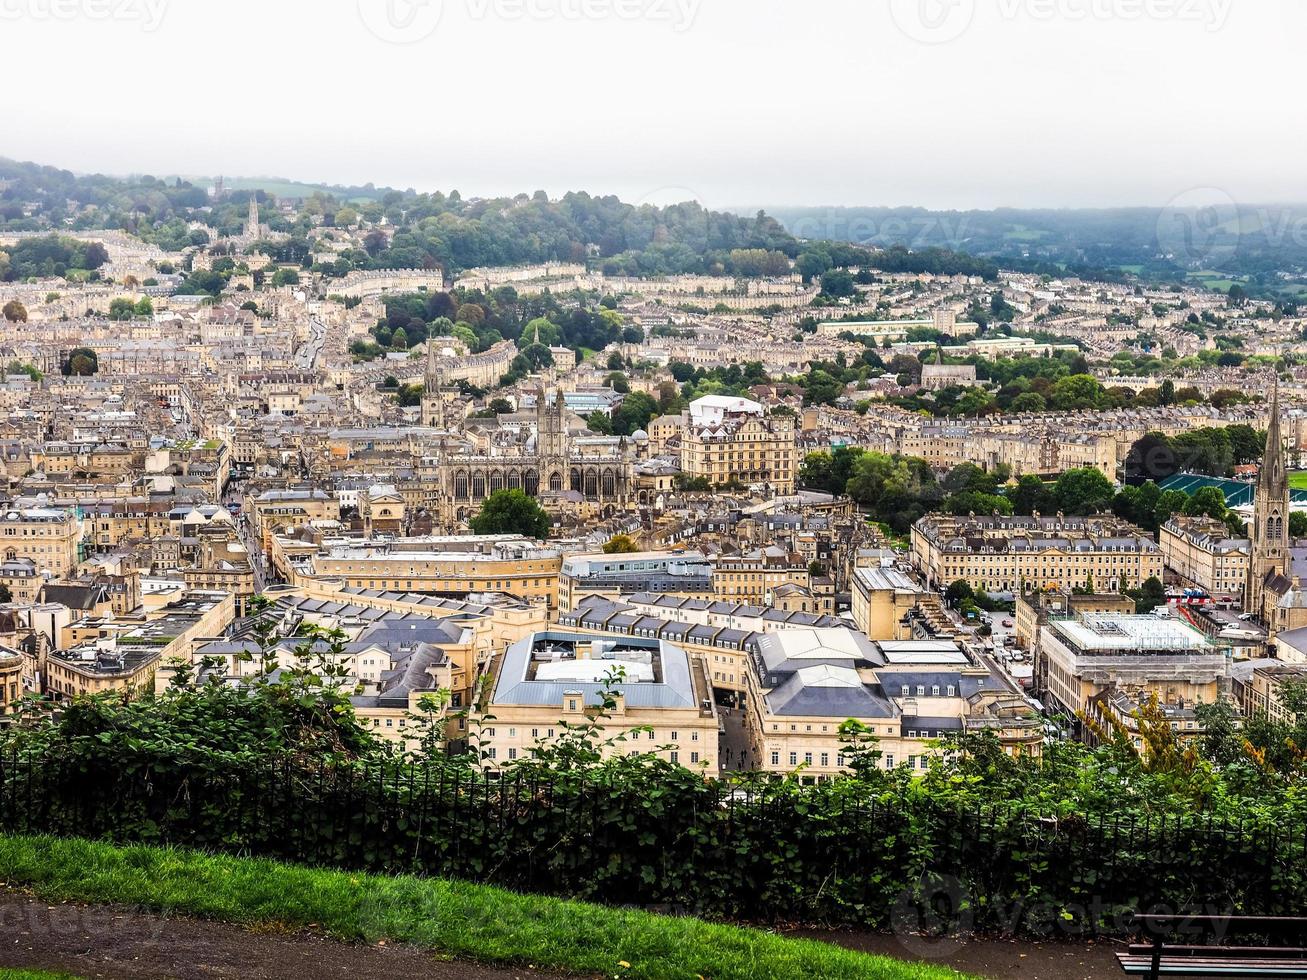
0, 973, 82, 980
0, 836, 967, 980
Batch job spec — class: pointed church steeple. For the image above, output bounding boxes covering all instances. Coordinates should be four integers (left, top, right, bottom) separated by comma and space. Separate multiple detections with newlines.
1247, 375, 1290, 622
1261, 375, 1286, 494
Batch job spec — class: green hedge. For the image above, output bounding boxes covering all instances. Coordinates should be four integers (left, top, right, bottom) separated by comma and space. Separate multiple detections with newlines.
2, 746, 1302, 935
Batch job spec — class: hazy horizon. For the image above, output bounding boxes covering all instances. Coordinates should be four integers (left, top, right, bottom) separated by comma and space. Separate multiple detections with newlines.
4, 1, 1303, 211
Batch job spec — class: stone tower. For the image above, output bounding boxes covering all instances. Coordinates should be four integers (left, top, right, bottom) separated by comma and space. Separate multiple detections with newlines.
1247, 376, 1290, 619
536, 386, 568, 494
421, 340, 447, 428
245, 196, 260, 239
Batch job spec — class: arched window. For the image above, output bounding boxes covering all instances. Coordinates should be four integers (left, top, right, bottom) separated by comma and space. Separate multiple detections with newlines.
549, 472, 563, 492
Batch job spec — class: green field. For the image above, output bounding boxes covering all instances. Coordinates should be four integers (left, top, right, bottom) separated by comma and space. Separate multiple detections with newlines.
0, 835, 968, 980
1289, 472, 1307, 491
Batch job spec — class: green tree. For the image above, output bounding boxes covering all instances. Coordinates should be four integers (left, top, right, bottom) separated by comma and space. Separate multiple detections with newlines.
1290, 512, 1307, 539
64, 347, 98, 376
1153, 489, 1191, 529
945, 579, 974, 607
2, 299, 27, 323
1052, 468, 1115, 515
1128, 576, 1166, 614
470, 489, 550, 539
611, 392, 657, 436
1182, 486, 1229, 520
1009, 474, 1054, 515
602, 534, 639, 554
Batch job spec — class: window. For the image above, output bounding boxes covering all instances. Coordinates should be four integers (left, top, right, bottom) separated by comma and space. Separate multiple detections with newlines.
788, 752, 797, 766
771, 751, 780, 766
931, 685, 940, 696
671, 731, 679, 742
690, 731, 699, 742
901, 684, 909, 696
884, 754, 894, 768
508, 747, 517, 760
690, 752, 699, 764
947, 685, 955, 696
820, 752, 829, 767
803, 752, 813, 765
917, 685, 925, 696
670, 751, 679, 764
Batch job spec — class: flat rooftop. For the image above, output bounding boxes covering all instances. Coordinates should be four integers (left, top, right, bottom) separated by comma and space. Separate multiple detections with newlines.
1051, 614, 1212, 652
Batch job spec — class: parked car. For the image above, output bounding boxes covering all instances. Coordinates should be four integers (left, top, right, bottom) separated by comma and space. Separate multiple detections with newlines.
1002, 618, 1014, 627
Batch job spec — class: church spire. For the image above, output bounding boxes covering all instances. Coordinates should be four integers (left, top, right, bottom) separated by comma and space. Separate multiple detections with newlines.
1261, 374, 1285, 492
1247, 373, 1290, 623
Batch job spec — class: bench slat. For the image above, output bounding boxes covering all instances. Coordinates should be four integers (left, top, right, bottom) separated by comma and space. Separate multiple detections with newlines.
1118, 953, 1307, 976
1128, 945, 1307, 958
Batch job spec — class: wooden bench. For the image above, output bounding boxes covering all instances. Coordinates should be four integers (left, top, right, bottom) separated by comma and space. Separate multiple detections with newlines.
1117, 914, 1307, 978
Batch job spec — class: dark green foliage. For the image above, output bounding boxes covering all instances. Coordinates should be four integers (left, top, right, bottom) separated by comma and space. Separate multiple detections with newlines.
469, 489, 550, 538
1, 234, 108, 280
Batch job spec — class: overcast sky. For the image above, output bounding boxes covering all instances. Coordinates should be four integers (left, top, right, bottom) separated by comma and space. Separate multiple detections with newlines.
2, 0, 1301, 210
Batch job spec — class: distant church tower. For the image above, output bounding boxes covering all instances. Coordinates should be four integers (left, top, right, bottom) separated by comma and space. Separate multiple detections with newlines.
1247, 377, 1290, 619
536, 386, 569, 495
421, 340, 448, 428
245, 196, 261, 239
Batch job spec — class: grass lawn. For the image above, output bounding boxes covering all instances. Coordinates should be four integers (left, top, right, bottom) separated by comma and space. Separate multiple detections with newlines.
1290, 472, 1307, 491
0, 836, 968, 980
0, 972, 81, 979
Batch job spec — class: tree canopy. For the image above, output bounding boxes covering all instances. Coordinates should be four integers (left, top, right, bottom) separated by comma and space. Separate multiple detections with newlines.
469, 489, 550, 539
